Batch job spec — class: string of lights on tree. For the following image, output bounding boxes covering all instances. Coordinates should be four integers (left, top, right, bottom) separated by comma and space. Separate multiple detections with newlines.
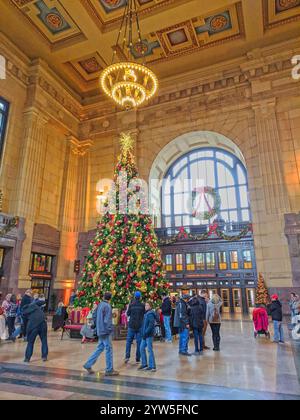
75, 133, 169, 309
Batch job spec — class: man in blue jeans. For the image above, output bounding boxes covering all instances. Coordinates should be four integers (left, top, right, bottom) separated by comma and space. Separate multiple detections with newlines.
125, 291, 145, 364
269, 294, 285, 344
83, 292, 119, 376
174, 294, 191, 356
161, 293, 172, 343
139, 302, 156, 372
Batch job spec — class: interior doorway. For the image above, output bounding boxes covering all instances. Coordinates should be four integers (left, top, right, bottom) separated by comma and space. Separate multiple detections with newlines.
233, 288, 242, 313
246, 288, 256, 313
221, 289, 230, 313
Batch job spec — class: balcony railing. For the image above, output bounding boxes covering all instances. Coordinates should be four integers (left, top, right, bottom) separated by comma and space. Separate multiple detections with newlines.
0, 213, 16, 226
0, 213, 19, 237
155, 221, 252, 241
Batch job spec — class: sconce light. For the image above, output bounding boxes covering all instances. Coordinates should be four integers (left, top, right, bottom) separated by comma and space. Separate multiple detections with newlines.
96, 185, 109, 215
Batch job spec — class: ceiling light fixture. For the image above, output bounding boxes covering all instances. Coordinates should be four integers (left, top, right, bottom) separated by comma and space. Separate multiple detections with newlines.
100, 0, 158, 111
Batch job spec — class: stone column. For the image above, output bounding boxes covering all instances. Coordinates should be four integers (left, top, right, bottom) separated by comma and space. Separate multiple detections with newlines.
14, 107, 49, 289
252, 99, 293, 291
74, 139, 93, 233
252, 99, 290, 215
58, 135, 79, 232
55, 136, 93, 292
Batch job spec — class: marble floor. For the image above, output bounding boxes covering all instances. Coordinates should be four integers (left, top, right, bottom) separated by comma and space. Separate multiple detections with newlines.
0, 319, 299, 400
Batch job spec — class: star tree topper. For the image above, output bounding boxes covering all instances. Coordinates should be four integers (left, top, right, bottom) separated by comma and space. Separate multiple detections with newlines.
120, 132, 135, 154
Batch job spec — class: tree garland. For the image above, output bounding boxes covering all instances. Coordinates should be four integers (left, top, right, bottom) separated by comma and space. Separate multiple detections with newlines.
158, 222, 253, 245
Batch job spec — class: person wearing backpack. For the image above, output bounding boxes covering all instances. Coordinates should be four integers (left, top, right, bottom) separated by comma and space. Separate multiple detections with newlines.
124, 291, 145, 364
206, 294, 223, 351
189, 295, 205, 355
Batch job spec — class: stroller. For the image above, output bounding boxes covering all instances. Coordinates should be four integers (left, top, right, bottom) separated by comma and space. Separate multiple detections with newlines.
253, 306, 271, 339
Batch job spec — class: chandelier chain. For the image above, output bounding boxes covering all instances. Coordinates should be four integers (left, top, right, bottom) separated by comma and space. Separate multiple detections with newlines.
101, 0, 158, 110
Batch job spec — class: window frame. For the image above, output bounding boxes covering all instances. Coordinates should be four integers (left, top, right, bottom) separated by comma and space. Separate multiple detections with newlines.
30, 253, 53, 274
165, 254, 173, 271
161, 147, 250, 228
230, 250, 239, 270
0, 97, 9, 163
218, 251, 227, 270
206, 252, 216, 270
242, 250, 253, 269
175, 253, 183, 271
186, 253, 195, 271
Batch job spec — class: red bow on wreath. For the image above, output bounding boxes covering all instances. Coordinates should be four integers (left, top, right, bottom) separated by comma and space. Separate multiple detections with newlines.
177, 226, 189, 239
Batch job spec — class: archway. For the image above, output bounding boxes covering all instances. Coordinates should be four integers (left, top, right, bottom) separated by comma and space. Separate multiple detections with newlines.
149, 131, 257, 315
149, 131, 246, 227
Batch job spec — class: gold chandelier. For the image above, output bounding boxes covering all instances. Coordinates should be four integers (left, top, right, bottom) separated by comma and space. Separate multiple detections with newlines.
100, 0, 158, 111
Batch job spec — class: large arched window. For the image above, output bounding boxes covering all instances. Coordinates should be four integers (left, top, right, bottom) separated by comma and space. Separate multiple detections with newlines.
161, 148, 250, 228
0, 97, 9, 163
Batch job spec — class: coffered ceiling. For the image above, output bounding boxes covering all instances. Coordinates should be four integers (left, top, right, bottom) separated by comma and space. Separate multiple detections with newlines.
1, 0, 300, 102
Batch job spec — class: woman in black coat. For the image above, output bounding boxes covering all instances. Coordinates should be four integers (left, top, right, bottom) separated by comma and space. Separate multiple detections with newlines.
189, 296, 205, 355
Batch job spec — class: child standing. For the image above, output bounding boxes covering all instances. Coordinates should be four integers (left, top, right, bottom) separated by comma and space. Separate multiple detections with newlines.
139, 302, 157, 372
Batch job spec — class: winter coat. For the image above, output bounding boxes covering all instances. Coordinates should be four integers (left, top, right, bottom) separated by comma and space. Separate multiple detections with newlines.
127, 300, 145, 331
206, 301, 223, 324
69, 293, 76, 306
94, 300, 113, 337
161, 297, 172, 316
289, 299, 300, 317
1, 299, 10, 317
22, 302, 46, 335
6, 302, 18, 318
20, 295, 33, 313
189, 297, 205, 330
141, 310, 156, 339
269, 300, 283, 322
198, 296, 207, 319
174, 299, 190, 332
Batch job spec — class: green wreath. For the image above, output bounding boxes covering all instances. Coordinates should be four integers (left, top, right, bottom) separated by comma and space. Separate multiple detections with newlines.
192, 187, 221, 221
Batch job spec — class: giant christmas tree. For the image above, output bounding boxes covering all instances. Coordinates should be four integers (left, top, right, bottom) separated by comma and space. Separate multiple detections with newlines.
75, 133, 169, 309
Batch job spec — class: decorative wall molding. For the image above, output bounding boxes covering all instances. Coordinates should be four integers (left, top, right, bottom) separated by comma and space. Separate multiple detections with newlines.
69, 137, 94, 156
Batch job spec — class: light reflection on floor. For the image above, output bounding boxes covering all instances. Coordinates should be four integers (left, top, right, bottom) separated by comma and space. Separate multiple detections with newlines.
0, 319, 299, 400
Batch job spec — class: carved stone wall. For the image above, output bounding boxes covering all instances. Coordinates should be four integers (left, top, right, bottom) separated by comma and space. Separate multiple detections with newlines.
1, 31, 300, 296
285, 213, 300, 288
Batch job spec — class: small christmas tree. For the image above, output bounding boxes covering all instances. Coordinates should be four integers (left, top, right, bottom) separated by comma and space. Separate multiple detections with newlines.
255, 273, 269, 305
75, 133, 169, 309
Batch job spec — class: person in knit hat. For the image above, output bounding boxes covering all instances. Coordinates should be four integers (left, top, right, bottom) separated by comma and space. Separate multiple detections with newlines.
269, 294, 284, 344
